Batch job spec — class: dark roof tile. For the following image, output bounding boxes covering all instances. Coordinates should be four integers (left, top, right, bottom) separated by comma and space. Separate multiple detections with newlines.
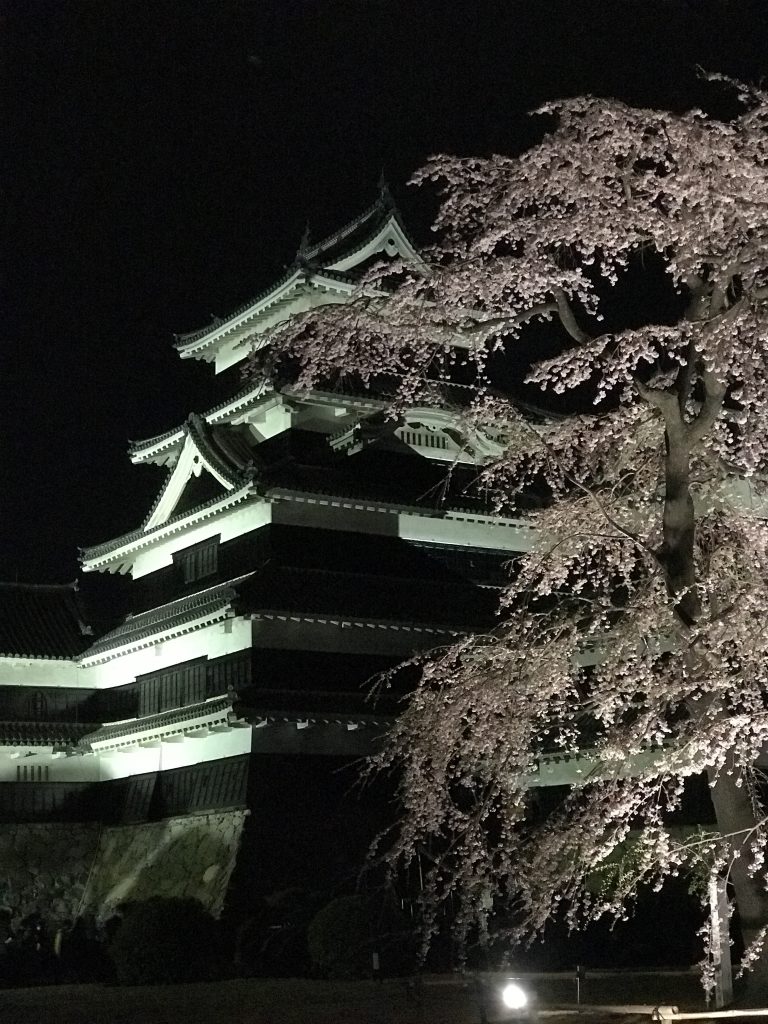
80, 695, 233, 747
0, 583, 92, 659
0, 721, 95, 747
81, 579, 249, 657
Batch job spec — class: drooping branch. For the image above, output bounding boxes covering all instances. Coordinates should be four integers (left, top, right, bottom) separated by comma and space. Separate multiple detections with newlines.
457, 299, 559, 336
277, 83, 768, 990
553, 287, 592, 345
457, 288, 592, 346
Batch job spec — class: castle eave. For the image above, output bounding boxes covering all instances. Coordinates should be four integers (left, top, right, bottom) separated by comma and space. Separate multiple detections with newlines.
80, 485, 259, 572
80, 695, 235, 750
79, 576, 254, 664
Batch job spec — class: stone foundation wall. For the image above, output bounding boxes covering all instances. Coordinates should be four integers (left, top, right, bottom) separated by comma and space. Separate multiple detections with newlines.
0, 822, 101, 928
83, 809, 249, 921
0, 809, 248, 929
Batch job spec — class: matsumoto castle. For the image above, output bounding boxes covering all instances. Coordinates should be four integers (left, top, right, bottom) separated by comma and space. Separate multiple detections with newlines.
0, 189, 748, 925
1, 190, 539, 921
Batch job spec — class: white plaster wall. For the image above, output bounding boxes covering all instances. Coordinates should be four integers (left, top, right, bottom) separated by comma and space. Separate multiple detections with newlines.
0, 727, 251, 782
399, 511, 536, 552
0, 748, 101, 782
245, 402, 293, 443
131, 501, 272, 579
83, 616, 252, 686
96, 726, 251, 780
714, 476, 768, 517
0, 656, 82, 687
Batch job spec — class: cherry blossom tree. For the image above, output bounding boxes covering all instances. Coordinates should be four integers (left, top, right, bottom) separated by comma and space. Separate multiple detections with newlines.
260, 76, 768, 996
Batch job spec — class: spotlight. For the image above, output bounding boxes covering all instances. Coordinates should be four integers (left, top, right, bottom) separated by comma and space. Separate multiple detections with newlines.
501, 980, 529, 1010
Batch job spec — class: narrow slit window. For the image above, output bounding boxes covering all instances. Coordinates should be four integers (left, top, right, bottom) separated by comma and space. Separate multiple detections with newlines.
173, 535, 220, 584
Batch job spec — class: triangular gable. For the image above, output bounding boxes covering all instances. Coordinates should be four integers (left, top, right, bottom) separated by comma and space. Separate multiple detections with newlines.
130, 382, 276, 466
143, 421, 253, 531
130, 386, 385, 472
326, 211, 425, 274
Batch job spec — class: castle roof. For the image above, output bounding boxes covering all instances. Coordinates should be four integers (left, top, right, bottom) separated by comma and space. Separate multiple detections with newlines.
0, 582, 92, 660
80, 487, 260, 572
80, 577, 249, 661
0, 721, 95, 748
129, 381, 277, 464
172, 191, 423, 367
79, 694, 234, 749
128, 383, 387, 466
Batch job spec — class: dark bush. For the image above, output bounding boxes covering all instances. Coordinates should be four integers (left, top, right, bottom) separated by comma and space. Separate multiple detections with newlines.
232, 889, 316, 977
307, 894, 415, 979
108, 898, 219, 985
307, 895, 370, 978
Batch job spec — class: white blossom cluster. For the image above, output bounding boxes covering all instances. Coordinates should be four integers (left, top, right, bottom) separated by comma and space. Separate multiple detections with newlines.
257, 77, 768, 988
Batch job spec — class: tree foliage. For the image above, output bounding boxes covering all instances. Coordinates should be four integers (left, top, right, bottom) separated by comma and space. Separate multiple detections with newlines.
258, 75, 768, 990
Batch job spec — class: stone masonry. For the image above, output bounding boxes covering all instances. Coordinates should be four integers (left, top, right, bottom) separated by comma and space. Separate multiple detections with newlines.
0, 809, 248, 930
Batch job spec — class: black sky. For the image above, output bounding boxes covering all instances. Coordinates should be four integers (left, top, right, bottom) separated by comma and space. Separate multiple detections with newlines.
3, 0, 767, 586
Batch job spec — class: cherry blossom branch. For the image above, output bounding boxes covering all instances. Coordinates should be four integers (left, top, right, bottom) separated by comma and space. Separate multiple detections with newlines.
456, 299, 559, 336
687, 369, 727, 445
454, 287, 591, 346
553, 287, 592, 344
511, 413, 658, 560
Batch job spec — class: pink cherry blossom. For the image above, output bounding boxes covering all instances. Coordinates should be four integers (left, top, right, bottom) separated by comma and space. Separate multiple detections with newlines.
257, 75, 768, 993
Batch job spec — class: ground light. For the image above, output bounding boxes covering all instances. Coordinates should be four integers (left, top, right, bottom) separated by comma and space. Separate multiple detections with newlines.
501, 979, 529, 1010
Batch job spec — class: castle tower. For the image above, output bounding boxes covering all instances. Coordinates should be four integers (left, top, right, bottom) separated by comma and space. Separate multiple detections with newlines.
1, 194, 535, 923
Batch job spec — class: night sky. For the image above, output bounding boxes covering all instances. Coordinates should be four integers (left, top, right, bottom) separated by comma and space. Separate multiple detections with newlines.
3, 0, 767, 587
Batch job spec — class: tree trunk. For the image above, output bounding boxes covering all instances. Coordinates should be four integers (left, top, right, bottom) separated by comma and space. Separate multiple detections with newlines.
662, 416, 768, 1001
660, 428, 700, 625
707, 757, 768, 1002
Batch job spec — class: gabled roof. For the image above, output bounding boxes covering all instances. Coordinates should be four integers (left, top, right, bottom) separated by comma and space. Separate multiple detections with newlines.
302, 191, 419, 273
129, 384, 386, 468
80, 484, 262, 574
141, 415, 258, 532
173, 190, 423, 367
0, 582, 93, 659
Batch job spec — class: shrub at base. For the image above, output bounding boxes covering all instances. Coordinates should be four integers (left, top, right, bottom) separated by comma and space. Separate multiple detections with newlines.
109, 898, 218, 985
307, 896, 370, 979
307, 895, 415, 979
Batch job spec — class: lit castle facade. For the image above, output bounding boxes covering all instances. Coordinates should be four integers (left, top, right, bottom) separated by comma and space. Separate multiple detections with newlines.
0, 193, 536, 924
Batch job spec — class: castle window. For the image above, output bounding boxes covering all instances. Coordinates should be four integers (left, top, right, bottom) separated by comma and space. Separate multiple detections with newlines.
29, 691, 48, 720
17, 763, 49, 782
137, 658, 207, 715
173, 535, 219, 584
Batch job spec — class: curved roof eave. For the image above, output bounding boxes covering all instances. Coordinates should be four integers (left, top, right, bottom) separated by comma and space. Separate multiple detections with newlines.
173, 267, 304, 357
80, 485, 258, 572
172, 194, 423, 362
